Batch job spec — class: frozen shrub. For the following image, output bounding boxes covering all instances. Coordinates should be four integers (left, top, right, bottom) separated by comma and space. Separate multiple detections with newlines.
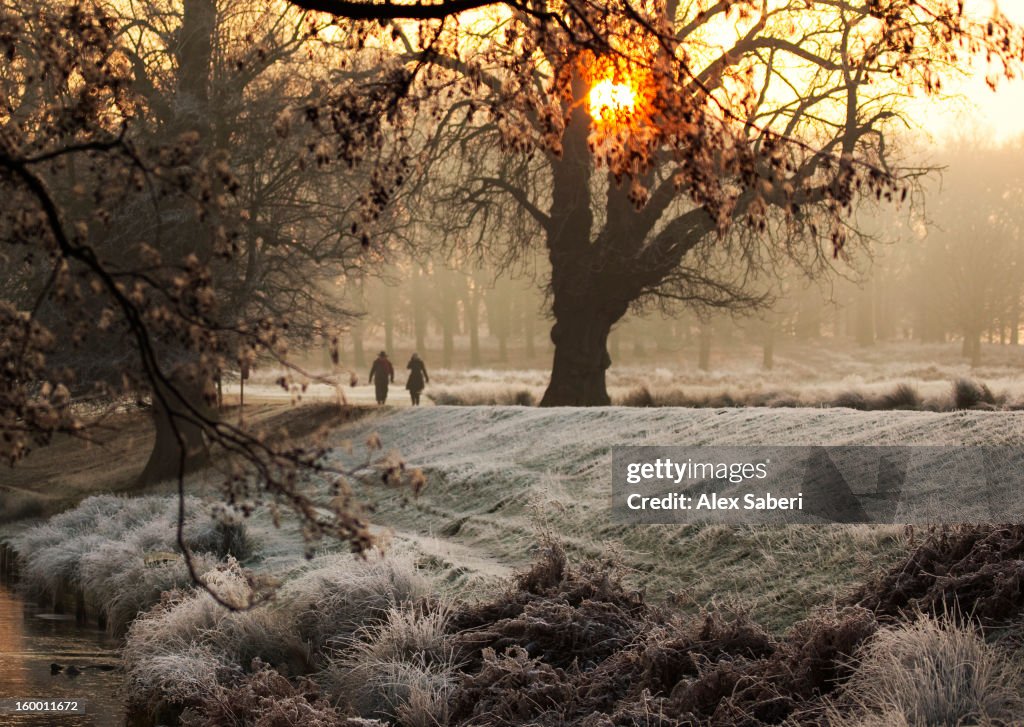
707, 391, 737, 408
880, 383, 921, 410
778, 606, 879, 698
180, 660, 382, 727
123, 562, 249, 658
561, 610, 776, 722
761, 393, 802, 408
921, 394, 950, 412
426, 386, 543, 406
280, 552, 433, 659
449, 541, 651, 680
344, 603, 452, 666
323, 605, 457, 726
124, 560, 305, 709
618, 386, 656, 407
847, 524, 1024, 625
831, 390, 870, 410
79, 541, 220, 634
450, 540, 646, 639
124, 642, 235, 716
665, 607, 877, 724
9, 494, 256, 621
182, 519, 254, 560
638, 612, 774, 694
425, 390, 461, 405
836, 617, 1024, 726
12, 530, 108, 597
453, 597, 646, 670
952, 378, 997, 409
449, 646, 574, 726
512, 389, 536, 406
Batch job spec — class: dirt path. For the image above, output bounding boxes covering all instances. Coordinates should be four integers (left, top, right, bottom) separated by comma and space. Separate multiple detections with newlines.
222, 383, 435, 408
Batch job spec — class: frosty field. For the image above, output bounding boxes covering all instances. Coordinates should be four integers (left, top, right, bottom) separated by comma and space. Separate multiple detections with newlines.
8, 403, 1024, 726
324, 405, 1024, 628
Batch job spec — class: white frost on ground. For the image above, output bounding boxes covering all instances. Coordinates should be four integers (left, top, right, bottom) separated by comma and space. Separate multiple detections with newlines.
327, 406, 1024, 497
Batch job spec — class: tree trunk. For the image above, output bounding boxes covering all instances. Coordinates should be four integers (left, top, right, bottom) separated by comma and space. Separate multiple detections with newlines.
762, 323, 775, 370
540, 311, 618, 406
794, 289, 822, 339
410, 273, 426, 353
352, 320, 365, 368
135, 0, 217, 487
1012, 296, 1020, 346
698, 322, 712, 371
855, 285, 875, 346
524, 306, 536, 359
874, 276, 894, 341
466, 293, 481, 366
963, 327, 982, 367
441, 316, 455, 367
383, 287, 395, 354
138, 374, 213, 485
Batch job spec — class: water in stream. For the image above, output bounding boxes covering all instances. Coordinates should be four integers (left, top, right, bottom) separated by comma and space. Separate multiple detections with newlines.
0, 579, 124, 727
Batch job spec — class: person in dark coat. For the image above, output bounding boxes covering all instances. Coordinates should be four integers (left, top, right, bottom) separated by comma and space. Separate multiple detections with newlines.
368, 351, 394, 405
405, 353, 429, 405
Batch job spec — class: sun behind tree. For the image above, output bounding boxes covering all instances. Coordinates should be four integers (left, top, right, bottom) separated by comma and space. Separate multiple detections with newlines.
589, 77, 637, 121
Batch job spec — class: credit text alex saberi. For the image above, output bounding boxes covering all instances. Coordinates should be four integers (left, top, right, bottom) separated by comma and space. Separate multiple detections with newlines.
622, 458, 803, 511
625, 492, 803, 511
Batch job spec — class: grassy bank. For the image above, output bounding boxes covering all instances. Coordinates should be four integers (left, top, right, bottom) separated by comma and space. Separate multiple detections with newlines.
11, 499, 1024, 727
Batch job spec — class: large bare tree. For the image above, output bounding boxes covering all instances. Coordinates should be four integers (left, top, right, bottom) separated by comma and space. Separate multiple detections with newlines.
306, 0, 1024, 404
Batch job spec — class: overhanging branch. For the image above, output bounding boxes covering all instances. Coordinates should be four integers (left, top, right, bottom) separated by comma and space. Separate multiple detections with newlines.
289, 0, 505, 20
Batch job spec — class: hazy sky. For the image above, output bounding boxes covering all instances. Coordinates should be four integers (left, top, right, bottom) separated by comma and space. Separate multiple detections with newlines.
918, 2, 1024, 145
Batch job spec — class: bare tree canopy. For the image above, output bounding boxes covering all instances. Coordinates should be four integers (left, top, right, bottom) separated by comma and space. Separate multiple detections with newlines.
286, 0, 1024, 404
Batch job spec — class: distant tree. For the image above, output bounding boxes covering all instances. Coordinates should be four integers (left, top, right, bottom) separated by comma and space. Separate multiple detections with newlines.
910, 144, 1024, 365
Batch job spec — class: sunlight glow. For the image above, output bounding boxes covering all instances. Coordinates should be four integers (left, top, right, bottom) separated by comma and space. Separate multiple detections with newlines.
589, 79, 637, 119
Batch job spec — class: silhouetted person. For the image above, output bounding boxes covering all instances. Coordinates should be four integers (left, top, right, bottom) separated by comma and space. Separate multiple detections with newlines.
406, 353, 429, 405
368, 351, 394, 405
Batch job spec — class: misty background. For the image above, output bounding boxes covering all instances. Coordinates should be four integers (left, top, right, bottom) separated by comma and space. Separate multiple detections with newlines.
311, 140, 1024, 382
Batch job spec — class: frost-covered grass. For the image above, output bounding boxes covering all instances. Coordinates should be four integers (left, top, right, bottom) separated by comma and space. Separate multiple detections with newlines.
239, 341, 1024, 411
834, 617, 1024, 726
323, 405, 1024, 628
122, 549, 443, 719
9, 494, 252, 632
430, 376, 1024, 411
612, 377, 1020, 411
280, 552, 434, 661
123, 559, 309, 711
322, 604, 458, 725
12, 398, 1024, 725
428, 386, 538, 407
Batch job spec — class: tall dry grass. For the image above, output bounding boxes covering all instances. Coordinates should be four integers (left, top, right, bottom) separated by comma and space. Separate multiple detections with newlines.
322, 604, 458, 726
834, 617, 1024, 726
